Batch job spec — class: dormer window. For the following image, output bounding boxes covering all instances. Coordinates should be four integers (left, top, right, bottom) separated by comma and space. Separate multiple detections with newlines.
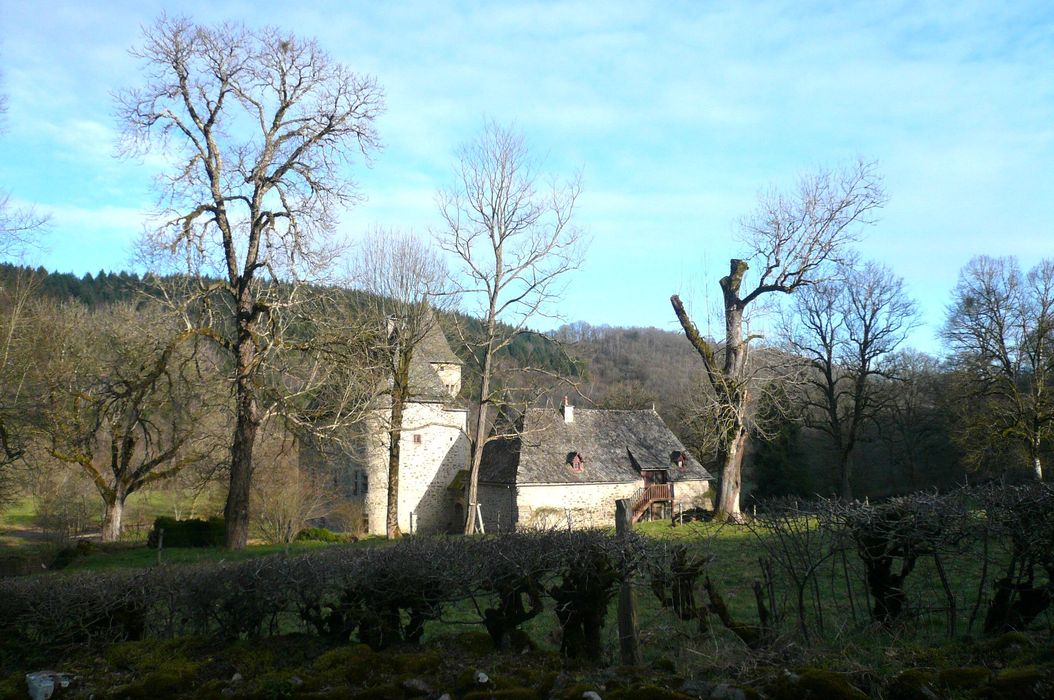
567, 451, 585, 473
671, 450, 687, 470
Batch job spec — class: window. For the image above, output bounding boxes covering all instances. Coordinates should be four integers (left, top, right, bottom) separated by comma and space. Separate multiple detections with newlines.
352, 469, 368, 496
413, 434, 423, 445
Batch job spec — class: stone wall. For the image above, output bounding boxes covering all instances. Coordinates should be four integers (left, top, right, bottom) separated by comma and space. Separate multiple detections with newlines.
361, 402, 469, 536
516, 482, 641, 530
477, 483, 518, 533
672, 479, 712, 510
430, 362, 462, 398
478, 478, 712, 531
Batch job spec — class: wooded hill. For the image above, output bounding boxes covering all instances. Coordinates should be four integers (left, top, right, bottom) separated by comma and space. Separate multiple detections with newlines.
2, 264, 972, 502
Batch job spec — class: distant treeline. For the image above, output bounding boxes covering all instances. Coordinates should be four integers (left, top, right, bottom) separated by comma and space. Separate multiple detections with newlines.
0, 262, 580, 396
0, 264, 144, 307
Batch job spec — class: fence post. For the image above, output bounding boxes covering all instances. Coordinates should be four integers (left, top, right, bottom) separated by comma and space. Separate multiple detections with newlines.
615, 498, 642, 666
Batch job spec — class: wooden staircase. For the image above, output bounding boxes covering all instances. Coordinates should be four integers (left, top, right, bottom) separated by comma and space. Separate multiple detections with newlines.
630, 483, 674, 522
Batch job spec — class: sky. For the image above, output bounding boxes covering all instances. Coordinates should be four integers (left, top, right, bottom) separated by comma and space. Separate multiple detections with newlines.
0, 0, 1051, 354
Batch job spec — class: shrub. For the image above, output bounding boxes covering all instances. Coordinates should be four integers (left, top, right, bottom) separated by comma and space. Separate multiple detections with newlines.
296, 527, 354, 543
147, 517, 224, 549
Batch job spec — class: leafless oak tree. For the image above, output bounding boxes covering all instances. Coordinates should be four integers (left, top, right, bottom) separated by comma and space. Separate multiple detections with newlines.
785, 260, 918, 499
35, 302, 222, 541
672, 160, 886, 520
436, 120, 585, 535
353, 229, 453, 538
943, 256, 1054, 481
117, 16, 384, 547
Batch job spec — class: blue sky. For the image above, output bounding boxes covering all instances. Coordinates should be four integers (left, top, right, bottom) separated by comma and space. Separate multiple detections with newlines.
1, 1, 1052, 353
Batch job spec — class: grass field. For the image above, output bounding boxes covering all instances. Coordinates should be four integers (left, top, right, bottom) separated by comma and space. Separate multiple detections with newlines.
1, 484, 227, 543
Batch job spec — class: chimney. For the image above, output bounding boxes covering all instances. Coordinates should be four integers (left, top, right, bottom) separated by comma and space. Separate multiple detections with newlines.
562, 395, 574, 423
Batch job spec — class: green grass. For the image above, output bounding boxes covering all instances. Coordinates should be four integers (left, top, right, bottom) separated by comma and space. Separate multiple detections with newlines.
61, 534, 389, 572
0, 497, 36, 529
0, 483, 227, 546
64, 541, 332, 571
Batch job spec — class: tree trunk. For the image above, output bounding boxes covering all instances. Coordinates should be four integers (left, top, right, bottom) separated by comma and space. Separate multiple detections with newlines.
464, 329, 496, 535
463, 389, 491, 535
1033, 455, 1044, 482
386, 379, 406, 539
720, 261, 749, 377
839, 453, 854, 501
224, 320, 260, 550
670, 279, 750, 523
717, 426, 748, 520
714, 260, 749, 521
101, 493, 125, 543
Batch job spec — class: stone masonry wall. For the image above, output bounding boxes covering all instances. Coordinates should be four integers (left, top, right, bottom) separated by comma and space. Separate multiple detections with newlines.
515, 482, 641, 530
479, 478, 712, 531
672, 480, 712, 510
362, 402, 469, 536
477, 483, 518, 533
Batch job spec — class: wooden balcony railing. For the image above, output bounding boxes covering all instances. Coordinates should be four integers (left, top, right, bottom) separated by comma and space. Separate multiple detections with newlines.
630, 483, 674, 520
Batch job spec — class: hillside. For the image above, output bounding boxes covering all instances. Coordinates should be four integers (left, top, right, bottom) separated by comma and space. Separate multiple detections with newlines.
0, 265, 968, 501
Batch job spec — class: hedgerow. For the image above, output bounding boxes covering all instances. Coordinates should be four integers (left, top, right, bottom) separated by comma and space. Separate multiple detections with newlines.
4, 484, 1054, 671
0, 530, 651, 661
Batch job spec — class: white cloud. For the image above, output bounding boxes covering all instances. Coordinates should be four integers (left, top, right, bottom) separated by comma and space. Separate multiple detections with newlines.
0, 0, 1050, 352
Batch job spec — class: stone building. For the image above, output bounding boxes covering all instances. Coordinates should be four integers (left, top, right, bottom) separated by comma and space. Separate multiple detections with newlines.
344, 321, 469, 536
476, 403, 712, 531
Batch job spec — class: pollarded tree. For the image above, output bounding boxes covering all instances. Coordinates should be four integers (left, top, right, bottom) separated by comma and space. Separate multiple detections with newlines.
786, 260, 918, 500
943, 256, 1054, 481
436, 120, 585, 535
117, 16, 384, 547
353, 229, 453, 539
672, 160, 885, 520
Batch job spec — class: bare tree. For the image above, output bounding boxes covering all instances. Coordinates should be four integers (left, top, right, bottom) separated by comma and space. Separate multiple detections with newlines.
943, 256, 1054, 481
874, 350, 959, 492
117, 16, 384, 547
672, 160, 885, 520
251, 431, 333, 545
436, 120, 584, 535
35, 301, 221, 541
786, 260, 918, 499
352, 229, 453, 539
0, 271, 37, 508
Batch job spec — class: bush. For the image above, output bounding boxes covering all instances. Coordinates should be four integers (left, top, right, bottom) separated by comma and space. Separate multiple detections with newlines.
147, 517, 224, 549
295, 527, 354, 543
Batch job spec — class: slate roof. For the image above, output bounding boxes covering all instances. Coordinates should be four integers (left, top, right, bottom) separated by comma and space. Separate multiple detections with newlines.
479, 407, 712, 485
377, 320, 462, 405
406, 322, 460, 402
417, 318, 461, 364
